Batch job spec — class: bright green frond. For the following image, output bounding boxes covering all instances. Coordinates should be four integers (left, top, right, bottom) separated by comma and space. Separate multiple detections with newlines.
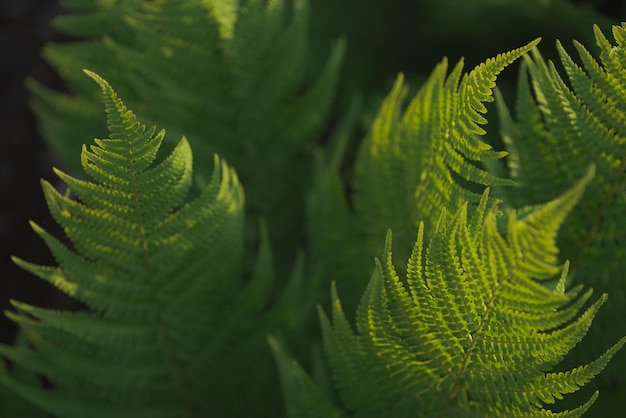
309, 169, 622, 417
310, 39, 538, 315
495, 22, 626, 385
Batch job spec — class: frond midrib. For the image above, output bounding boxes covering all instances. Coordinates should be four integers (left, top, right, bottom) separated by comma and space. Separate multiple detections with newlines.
436, 228, 521, 417
119, 110, 194, 415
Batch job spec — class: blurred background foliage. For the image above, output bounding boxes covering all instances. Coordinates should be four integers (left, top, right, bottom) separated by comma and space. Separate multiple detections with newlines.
310, 0, 617, 109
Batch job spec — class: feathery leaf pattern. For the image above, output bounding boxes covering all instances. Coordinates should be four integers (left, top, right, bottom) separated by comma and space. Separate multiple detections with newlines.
495, 23, 626, 385
1, 71, 249, 417
27, 0, 344, 271
310, 39, 539, 313
276, 167, 625, 417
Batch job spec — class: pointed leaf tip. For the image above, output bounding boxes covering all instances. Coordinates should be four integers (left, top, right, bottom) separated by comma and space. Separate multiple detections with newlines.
556, 260, 570, 294
82, 69, 103, 84
330, 281, 339, 305
384, 229, 393, 253
83, 69, 114, 96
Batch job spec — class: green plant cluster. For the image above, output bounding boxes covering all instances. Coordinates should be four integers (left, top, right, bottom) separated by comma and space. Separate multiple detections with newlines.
2, 0, 626, 416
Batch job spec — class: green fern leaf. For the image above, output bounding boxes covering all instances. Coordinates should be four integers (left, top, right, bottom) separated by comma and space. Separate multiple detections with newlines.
28, 0, 344, 271
353, 39, 541, 259
268, 335, 346, 418
0, 330, 49, 418
0, 71, 292, 417
309, 40, 539, 313
286, 166, 625, 417
495, 23, 626, 385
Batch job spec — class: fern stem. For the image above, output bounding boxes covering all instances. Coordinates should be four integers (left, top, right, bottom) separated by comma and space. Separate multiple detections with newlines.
437, 261, 515, 417
124, 130, 195, 416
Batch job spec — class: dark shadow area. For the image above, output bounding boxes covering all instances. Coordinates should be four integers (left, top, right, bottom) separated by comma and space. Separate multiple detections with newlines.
0, 0, 80, 345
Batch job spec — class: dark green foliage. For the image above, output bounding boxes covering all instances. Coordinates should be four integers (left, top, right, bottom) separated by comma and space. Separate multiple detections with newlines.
495, 23, 626, 385
1, 72, 297, 417
3, 1, 626, 417
308, 0, 616, 113
28, 0, 344, 271
0, 331, 49, 418
269, 335, 345, 418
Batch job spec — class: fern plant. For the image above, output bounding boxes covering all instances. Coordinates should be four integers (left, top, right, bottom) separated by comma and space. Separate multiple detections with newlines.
308, 39, 538, 312
493, 23, 626, 385
0, 71, 300, 417
274, 168, 626, 417
28, 0, 344, 271
4, 1, 626, 415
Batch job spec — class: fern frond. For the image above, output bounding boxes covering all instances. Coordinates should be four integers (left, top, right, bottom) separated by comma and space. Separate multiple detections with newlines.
282, 167, 625, 417
0, 71, 289, 417
268, 335, 346, 418
29, 0, 344, 271
0, 330, 49, 418
310, 40, 538, 312
495, 23, 626, 384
